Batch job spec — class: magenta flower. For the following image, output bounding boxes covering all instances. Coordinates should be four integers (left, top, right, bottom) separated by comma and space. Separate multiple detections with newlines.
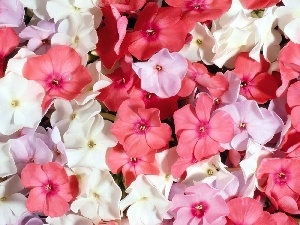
111, 99, 172, 157
170, 183, 228, 225
133, 48, 188, 98
174, 93, 234, 161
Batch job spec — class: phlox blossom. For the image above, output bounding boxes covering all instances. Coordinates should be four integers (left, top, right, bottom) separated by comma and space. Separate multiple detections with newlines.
132, 48, 188, 98
226, 197, 276, 225
21, 162, 79, 217
170, 183, 229, 225
119, 175, 171, 225
256, 158, 300, 214
174, 93, 234, 161
0, 72, 44, 135
111, 99, 172, 157
23, 45, 92, 109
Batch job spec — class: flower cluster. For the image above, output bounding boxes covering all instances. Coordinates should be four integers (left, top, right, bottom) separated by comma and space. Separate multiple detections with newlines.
1, 0, 300, 224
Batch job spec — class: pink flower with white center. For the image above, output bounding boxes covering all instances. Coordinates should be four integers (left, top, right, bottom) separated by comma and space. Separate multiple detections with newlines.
174, 93, 234, 161
132, 48, 188, 98
170, 183, 228, 225
111, 99, 172, 157
219, 100, 283, 151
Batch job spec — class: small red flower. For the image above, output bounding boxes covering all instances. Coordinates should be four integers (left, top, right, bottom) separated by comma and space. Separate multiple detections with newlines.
21, 162, 78, 217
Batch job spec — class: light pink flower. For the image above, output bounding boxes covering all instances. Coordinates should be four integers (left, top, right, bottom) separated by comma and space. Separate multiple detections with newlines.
132, 48, 188, 98
170, 183, 228, 225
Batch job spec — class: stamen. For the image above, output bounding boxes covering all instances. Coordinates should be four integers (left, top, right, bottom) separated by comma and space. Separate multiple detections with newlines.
156, 65, 162, 71
240, 81, 247, 88
88, 141, 96, 149
139, 125, 146, 131
130, 157, 137, 163
52, 79, 59, 86
146, 29, 155, 36
239, 122, 246, 128
199, 126, 205, 132
207, 169, 214, 176
0, 197, 7, 201
278, 172, 285, 178
214, 98, 221, 105
196, 39, 202, 45
11, 100, 19, 107
45, 184, 52, 191
195, 204, 203, 210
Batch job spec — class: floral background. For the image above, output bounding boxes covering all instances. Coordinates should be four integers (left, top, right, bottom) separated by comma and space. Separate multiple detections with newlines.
1, 0, 300, 224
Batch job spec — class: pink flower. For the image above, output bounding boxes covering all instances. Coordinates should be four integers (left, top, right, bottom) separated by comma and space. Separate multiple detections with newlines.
0, 27, 19, 77
256, 158, 300, 214
106, 143, 159, 186
271, 212, 297, 225
111, 99, 172, 157
23, 45, 92, 109
174, 93, 234, 160
226, 197, 276, 225
21, 162, 79, 217
132, 48, 188, 98
124, 2, 187, 60
287, 81, 300, 132
170, 183, 228, 225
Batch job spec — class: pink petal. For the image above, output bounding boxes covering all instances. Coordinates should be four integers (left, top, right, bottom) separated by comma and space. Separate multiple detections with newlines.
26, 187, 46, 213
174, 105, 199, 135
146, 124, 171, 150
42, 162, 69, 185
21, 163, 48, 188
193, 136, 220, 160
44, 193, 70, 217
195, 93, 213, 122
209, 111, 234, 143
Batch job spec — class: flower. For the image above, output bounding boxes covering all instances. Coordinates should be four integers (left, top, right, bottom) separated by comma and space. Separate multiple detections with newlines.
174, 93, 234, 160
170, 183, 229, 225
111, 99, 172, 157
132, 48, 188, 98
21, 162, 78, 217
124, 2, 187, 60
0, 72, 44, 135
23, 45, 92, 109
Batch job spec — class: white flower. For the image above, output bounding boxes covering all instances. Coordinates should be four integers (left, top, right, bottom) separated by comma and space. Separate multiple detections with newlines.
5, 48, 36, 76
51, 13, 98, 64
0, 143, 17, 177
179, 23, 215, 65
275, 0, 300, 44
46, 213, 93, 225
63, 114, 117, 170
71, 169, 121, 222
75, 61, 111, 105
50, 99, 101, 135
119, 175, 172, 225
0, 72, 44, 135
0, 175, 27, 225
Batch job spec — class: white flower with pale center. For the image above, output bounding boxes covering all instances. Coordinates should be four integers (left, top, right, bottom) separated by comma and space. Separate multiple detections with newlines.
50, 99, 101, 135
240, 139, 275, 181
63, 114, 117, 170
183, 155, 236, 199
179, 23, 215, 65
46, 213, 93, 225
71, 169, 121, 223
0, 72, 44, 135
146, 147, 178, 199
119, 175, 172, 225
75, 61, 112, 105
0, 175, 27, 225
0, 143, 17, 177
46, 0, 102, 26
51, 13, 98, 65
275, 0, 300, 44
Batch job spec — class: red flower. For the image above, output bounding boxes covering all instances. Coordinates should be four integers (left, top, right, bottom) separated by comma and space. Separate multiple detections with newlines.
23, 45, 92, 109
21, 162, 78, 217
242, 0, 280, 10
233, 52, 278, 104
124, 2, 187, 60
0, 27, 19, 77
111, 99, 172, 157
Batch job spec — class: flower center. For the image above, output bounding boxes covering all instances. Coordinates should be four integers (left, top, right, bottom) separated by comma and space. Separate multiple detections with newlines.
71, 113, 76, 120
11, 100, 19, 107
52, 79, 59, 86
0, 197, 7, 201
93, 192, 100, 199
251, 9, 264, 18
146, 29, 155, 36
156, 65, 162, 71
139, 124, 147, 131
214, 98, 221, 105
73, 35, 80, 44
240, 81, 247, 88
88, 141, 96, 149
120, 78, 126, 84
196, 39, 202, 45
45, 184, 52, 191
207, 169, 214, 176
146, 93, 152, 99
130, 157, 138, 163
191, 202, 207, 218
276, 171, 288, 184
199, 126, 205, 132
239, 122, 246, 129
